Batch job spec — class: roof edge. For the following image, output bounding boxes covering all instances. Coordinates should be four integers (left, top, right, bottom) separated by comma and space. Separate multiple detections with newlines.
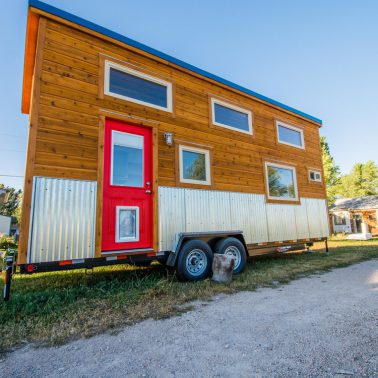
28, 0, 322, 125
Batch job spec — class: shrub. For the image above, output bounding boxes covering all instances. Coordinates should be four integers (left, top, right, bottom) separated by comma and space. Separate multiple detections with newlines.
0, 235, 17, 251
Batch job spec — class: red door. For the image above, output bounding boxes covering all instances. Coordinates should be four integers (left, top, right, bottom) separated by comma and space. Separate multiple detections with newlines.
102, 119, 153, 252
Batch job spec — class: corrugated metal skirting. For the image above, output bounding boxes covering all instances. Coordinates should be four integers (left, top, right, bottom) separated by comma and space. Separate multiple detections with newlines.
28, 177, 97, 263
159, 187, 329, 251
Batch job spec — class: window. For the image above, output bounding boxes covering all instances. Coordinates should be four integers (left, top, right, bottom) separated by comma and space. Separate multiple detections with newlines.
116, 206, 139, 242
309, 169, 322, 183
211, 98, 252, 134
104, 60, 173, 112
111, 131, 143, 187
265, 162, 298, 201
334, 214, 346, 226
276, 121, 305, 149
179, 145, 211, 185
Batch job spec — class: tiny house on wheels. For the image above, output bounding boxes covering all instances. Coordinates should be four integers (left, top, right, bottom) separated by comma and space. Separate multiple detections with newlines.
3, 0, 329, 299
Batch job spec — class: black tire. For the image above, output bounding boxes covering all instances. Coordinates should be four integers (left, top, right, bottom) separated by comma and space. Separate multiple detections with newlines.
176, 240, 213, 282
214, 237, 247, 274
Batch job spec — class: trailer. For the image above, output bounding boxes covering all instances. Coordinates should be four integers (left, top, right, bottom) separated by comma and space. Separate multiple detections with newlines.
3, 0, 329, 299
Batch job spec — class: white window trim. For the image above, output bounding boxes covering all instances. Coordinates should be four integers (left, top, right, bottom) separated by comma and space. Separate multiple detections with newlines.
276, 121, 305, 149
111, 130, 144, 187
104, 60, 173, 112
265, 162, 299, 201
211, 98, 253, 135
179, 145, 211, 185
116, 206, 140, 243
308, 169, 322, 183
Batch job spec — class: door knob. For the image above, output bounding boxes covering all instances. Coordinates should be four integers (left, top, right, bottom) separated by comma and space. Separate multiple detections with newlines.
145, 189, 152, 194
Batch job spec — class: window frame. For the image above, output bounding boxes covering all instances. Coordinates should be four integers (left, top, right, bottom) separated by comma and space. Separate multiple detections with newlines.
210, 98, 253, 135
104, 60, 173, 112
264, 161, 299, 202
308, 169, 322, 183
276, 121, 305, 149
115, 205, 140, 243
179, 144, 211, 186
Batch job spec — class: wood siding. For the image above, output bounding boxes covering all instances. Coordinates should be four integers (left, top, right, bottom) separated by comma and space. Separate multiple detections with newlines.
20, 14, 326, 261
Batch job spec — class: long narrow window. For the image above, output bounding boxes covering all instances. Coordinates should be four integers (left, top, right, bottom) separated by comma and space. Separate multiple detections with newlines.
179, 145, 211, 185
276, 121, 305, 149
265, 162, 299, 201
104, 60, 173, 112
211, 98, 252, 134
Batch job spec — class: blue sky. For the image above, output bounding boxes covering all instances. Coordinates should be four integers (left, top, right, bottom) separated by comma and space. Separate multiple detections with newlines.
1, 0, 377, 190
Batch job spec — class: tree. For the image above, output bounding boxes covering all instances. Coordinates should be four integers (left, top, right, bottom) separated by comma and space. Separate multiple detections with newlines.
337, 161, 378, 198
320, 136, 341, 204
0, 184, 22, 218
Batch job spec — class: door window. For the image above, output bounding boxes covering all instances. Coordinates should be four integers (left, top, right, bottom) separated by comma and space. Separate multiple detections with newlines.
116, 206, 139, 242
111, 131, 143, 187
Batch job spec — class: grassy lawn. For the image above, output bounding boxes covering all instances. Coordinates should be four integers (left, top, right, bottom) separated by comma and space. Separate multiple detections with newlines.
1, 238, 378, 352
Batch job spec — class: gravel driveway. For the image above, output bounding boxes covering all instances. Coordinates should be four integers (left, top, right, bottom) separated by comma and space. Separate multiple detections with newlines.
2, 260, 378, 377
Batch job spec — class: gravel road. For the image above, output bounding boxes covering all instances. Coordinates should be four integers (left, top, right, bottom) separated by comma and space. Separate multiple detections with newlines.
2, 260, 378, 378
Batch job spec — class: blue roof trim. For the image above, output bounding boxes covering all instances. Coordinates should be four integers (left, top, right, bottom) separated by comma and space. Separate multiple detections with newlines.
29, 0, 322, 125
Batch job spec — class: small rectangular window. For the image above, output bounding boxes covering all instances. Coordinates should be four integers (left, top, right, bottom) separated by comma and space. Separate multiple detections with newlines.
276, 121, 305, 149
116, 206, 139, 242
104, 60, 172, 112
265, 162, 298, 201
309, 169, 322, 183
179, 145, 211, 185
211, 98, 252, 134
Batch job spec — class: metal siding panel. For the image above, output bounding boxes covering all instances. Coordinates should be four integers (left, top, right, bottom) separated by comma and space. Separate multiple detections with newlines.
28, 177, 97, 263
266, 203, 297, 242
158, 187, 329, 250
158, 187, 186, 251
184, 189, 232, 232
306, 198, 329, 238
294, 202, 310, 240
230, 192, 268, 244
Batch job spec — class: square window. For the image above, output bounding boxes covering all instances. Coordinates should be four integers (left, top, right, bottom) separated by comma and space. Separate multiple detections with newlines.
116, 206, 139, 242
104, 60, 172, 112
211, 98, 252, 134
179, 145, 211, 185
265, 162, 298, 201
276, 121, 305, 149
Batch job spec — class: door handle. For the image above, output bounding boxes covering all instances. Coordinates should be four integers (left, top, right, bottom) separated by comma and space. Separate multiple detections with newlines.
145, 189, 152, 194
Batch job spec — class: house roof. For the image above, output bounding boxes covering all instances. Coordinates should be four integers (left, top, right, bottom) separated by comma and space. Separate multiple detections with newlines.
24, 0, 322, 125
330, 195, 378, 211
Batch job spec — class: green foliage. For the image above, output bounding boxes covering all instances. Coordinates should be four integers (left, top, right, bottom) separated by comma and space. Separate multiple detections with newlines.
320, 136, 341, 204
0, 184, 22, 219
337, 161, 378, 198
0, 235, 17, 250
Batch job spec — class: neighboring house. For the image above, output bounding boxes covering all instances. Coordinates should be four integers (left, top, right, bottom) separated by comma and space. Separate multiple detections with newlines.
0, 215, 11, 236
329, 196, 378, 235
17, 1, 328, 282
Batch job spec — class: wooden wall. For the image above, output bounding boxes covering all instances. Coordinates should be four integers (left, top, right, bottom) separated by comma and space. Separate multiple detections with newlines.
19, 14, 326, 262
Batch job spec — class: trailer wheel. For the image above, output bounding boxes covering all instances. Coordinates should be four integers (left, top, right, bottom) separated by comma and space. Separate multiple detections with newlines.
176, 240, 213, 282
214, 237, 247, 274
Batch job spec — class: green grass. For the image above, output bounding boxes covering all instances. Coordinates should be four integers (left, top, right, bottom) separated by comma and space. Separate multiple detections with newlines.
1, 238, 378, 352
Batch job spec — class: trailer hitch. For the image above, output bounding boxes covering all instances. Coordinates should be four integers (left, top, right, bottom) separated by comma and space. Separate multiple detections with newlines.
2, 249, 16, 301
